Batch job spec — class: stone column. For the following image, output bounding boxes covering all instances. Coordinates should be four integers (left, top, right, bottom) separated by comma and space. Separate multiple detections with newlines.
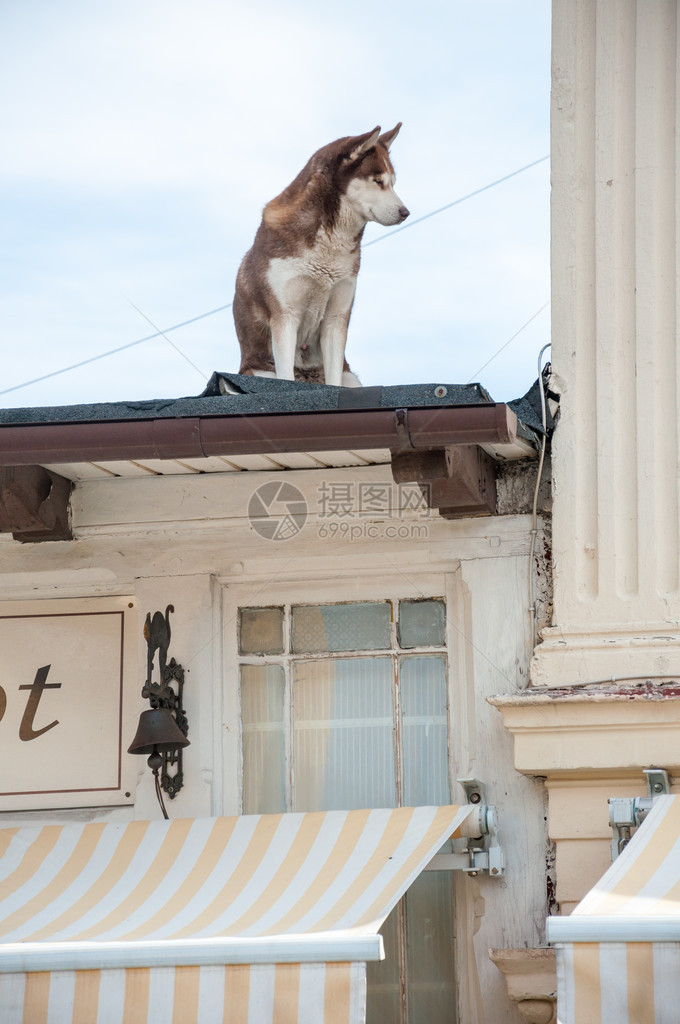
532, 0, 680, 685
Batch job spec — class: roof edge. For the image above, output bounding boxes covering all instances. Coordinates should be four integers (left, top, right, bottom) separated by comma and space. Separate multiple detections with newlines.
0, 404, 522, 466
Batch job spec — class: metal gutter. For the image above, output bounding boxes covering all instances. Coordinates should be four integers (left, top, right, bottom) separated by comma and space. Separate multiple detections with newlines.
0, 404, 518, 466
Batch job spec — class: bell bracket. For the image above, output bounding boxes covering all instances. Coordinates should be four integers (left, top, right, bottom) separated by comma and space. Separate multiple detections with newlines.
141, 606, 188, 799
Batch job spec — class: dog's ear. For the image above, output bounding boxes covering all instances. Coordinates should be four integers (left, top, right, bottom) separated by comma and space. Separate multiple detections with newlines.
379, 123, 402, 150
345, 127, 381, 163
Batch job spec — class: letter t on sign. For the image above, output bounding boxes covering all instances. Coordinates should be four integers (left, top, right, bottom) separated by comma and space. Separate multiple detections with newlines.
18, 665, 61, 740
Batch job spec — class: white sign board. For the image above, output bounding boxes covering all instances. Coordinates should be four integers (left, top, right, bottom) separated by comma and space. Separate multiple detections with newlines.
0, 597, 138, 810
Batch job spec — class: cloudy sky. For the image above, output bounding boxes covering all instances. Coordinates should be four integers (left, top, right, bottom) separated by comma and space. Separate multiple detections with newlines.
1, 1, 550, 410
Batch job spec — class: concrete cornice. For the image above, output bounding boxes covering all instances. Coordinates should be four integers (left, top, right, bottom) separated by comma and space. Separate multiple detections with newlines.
489, 688, 680, 776
530, 627, 680, 687
489, 948, 556, 1024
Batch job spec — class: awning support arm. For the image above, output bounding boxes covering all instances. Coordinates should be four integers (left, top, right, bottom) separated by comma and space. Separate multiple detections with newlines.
609, 767, 671, 860
425, 778, 505, 877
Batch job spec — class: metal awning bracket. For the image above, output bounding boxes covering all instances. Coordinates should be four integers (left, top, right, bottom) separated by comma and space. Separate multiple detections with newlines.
424, 778, 505, 877
644, 768, 670, 797
609, 767, 672, 860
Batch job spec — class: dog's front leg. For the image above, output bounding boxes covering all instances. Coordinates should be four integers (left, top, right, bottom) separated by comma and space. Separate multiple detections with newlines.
320, 278, 357, 387
270, 315, 299, 381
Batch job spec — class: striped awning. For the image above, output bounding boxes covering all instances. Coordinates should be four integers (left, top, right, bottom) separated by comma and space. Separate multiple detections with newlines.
548, 794, 680, 1024
0, 804, 475, 1023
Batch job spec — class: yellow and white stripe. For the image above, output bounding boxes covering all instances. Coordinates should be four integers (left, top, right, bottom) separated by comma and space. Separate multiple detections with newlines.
0, 805, 472, 1023
0, 963, 367, 1024
548, 795, 680, 1024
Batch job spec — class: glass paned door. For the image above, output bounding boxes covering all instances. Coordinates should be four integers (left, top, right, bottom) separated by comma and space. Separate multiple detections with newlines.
238, 598, 456, 1023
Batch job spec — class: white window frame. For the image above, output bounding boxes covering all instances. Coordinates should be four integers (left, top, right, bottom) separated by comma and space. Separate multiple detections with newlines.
241, 603, 449, 815
220, 568, 469, 817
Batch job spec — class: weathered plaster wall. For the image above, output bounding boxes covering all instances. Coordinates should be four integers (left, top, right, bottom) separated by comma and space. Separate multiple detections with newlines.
0, 463, 547, 1023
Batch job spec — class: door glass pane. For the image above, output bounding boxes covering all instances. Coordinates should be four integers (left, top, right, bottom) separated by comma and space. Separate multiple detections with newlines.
405, 872, 456, 1022
366, 904, 402, 1024
239, 607, 284, 655
293, 658, 396, 810
241, 664, 285, 813
292, 602, 391, 653
400, 656, 449, 806
398, 599, 446, 649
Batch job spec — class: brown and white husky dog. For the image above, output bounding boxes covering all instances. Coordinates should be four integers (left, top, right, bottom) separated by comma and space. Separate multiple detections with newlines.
233, 124, 409, 387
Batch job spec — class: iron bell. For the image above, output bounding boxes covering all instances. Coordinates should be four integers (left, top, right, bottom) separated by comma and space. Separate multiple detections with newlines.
127, 708, 190, 755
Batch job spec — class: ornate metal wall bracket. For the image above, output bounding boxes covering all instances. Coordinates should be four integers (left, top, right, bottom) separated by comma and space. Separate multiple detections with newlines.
129, 605, 189, 803
142, 654, 187, 798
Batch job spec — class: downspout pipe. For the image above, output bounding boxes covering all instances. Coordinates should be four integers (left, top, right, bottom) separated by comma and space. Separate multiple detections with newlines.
0, 404, 517, 466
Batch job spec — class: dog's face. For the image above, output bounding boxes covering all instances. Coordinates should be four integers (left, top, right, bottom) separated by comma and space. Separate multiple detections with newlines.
345, 168, 409, 226
341, 124, 410, 227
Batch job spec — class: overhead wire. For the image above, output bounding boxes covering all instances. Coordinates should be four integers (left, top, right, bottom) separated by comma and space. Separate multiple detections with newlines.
528, 342, 552, 645
364, 154, 549, 248
0, 303, 232, 398
1, 154, 550, 399
465, 301, 550, 384
125, 298, 210, 381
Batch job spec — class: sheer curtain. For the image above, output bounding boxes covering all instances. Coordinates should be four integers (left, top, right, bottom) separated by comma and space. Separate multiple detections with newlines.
293, 657, 396, 811
241, 664, 285, 814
